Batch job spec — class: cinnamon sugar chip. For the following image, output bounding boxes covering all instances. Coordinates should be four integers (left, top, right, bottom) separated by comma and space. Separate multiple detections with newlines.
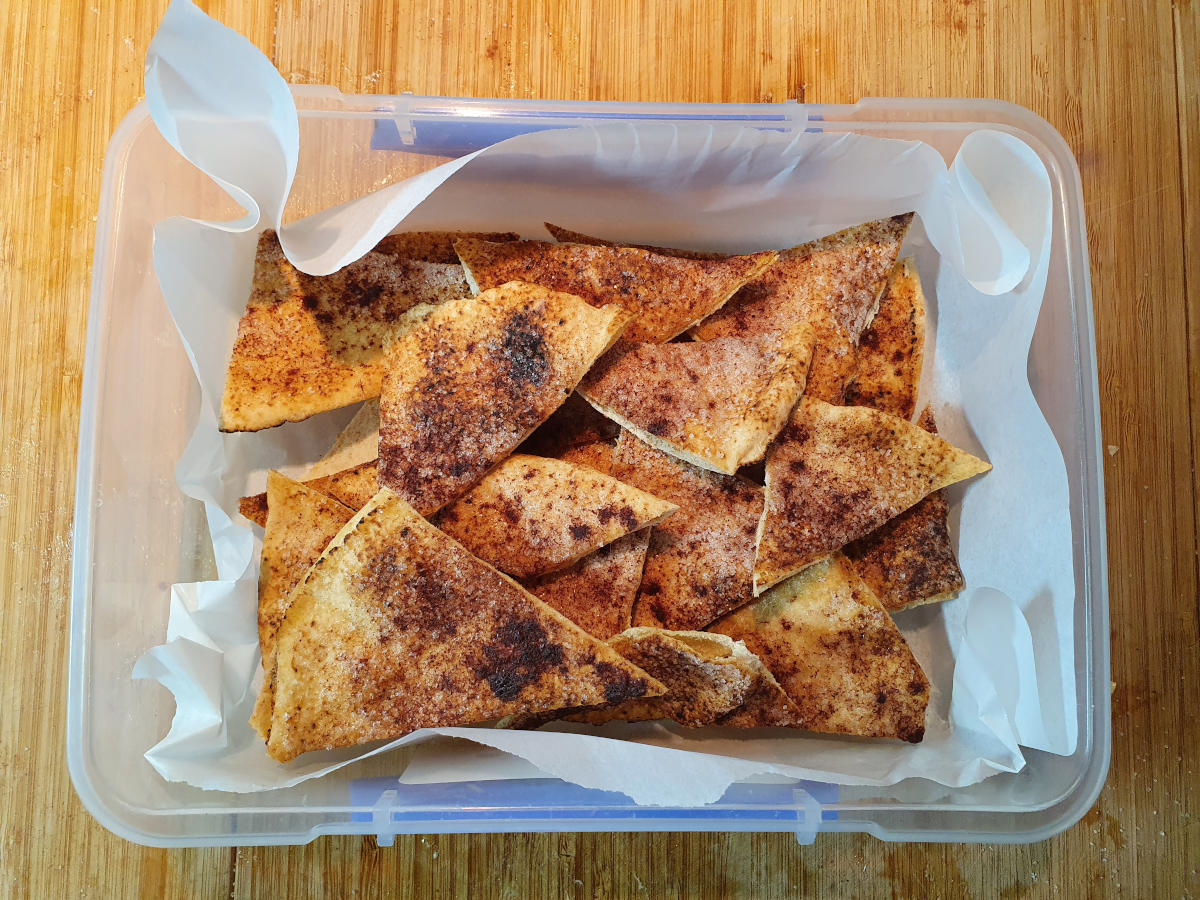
612, 432, 762, 631
220, 231, 475, 432
433, 454, 676, 579
579, 322, 813, 475
377, 281, 633, 515
455, 238, 777, 342
266, 489, 664, 762
693, 214, 912, 403
753, 398, 990, 595
710, 555, 929, 742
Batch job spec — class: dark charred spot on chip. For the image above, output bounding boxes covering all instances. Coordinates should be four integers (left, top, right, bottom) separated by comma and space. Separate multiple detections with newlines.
640, 579, 662, 596
475, 618, 566, 702
593, 660, 649, 703
495, 497, 523, 525
500, 308, 550, 387
345, 276, 385, 309
356, 545, 403, 603
570, 523, 593, 541
646, 419, 671, 437
783, 423, 811, 444
379, 558, 461, 640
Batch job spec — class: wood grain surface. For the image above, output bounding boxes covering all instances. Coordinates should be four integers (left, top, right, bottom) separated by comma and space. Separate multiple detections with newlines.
1, 0, 1197, 896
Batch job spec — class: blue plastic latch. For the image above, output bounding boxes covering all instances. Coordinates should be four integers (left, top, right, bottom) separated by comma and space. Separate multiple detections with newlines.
371, 788, 399, 847
372, 92, 416, 150
792, 786, 822, 845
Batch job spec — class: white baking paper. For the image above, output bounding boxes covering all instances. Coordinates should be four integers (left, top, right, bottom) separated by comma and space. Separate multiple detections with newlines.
132, 0, 1074, 802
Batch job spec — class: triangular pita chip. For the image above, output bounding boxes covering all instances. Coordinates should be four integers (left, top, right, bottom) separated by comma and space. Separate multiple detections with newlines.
250, 657, 277, 739
240, 459, 379, 528
307, 398, 381, 479
753, 398, 990, 595
266, 489, 665, 762
455, 238, 777, 342
251, 471, 356, 740
843, 257, 925, 420
566, 628, 804, 727
709, 554, 930, 742
257, 472, 356, 659
432, 454, 677, 579
525, 529, 651, 640
559, 440, 619, 476
543, 223, 729, 260
377, 281, 634, 515
373, 230, 519, 264
844, 410, 965, 611
220, 231, 474, 431
692, 215, 913, 403
579, 322, 813, 475
611, 432, 762, 630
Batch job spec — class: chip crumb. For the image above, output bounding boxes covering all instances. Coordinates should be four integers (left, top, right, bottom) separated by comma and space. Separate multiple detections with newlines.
1107, 444, 1118, 456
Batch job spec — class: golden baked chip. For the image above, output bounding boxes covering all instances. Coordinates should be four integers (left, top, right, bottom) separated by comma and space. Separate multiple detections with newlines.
843, 257, 925, 420
709, 555, 930, 742
543, 222, 729, 260
454, 238, 777, 342
692, 215, 913, 403
249, 653, 279, 740
844, 410, 965, 611
611, 432, 762, 631
579, 322, 813, 475
251, 473, 357, 739
257, 472, 356, 658
239, 459, 379, 528
753, 398, 990, 595
432, 454, 677, 579
525, 529, 651, 640
377, 281, 634, 515
220, 231, 474, 432
566, 628, 803, 728
266, 489, 664, 762
372, 230, 520, 264
559, 440, 619, 476
307, 398, 380, 479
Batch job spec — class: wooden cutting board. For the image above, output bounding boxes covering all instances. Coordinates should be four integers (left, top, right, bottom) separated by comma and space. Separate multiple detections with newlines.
0, 0, 1196, 896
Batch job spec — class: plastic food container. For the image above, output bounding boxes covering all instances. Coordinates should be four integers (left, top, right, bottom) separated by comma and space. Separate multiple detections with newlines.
69, 91, 1108, 846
